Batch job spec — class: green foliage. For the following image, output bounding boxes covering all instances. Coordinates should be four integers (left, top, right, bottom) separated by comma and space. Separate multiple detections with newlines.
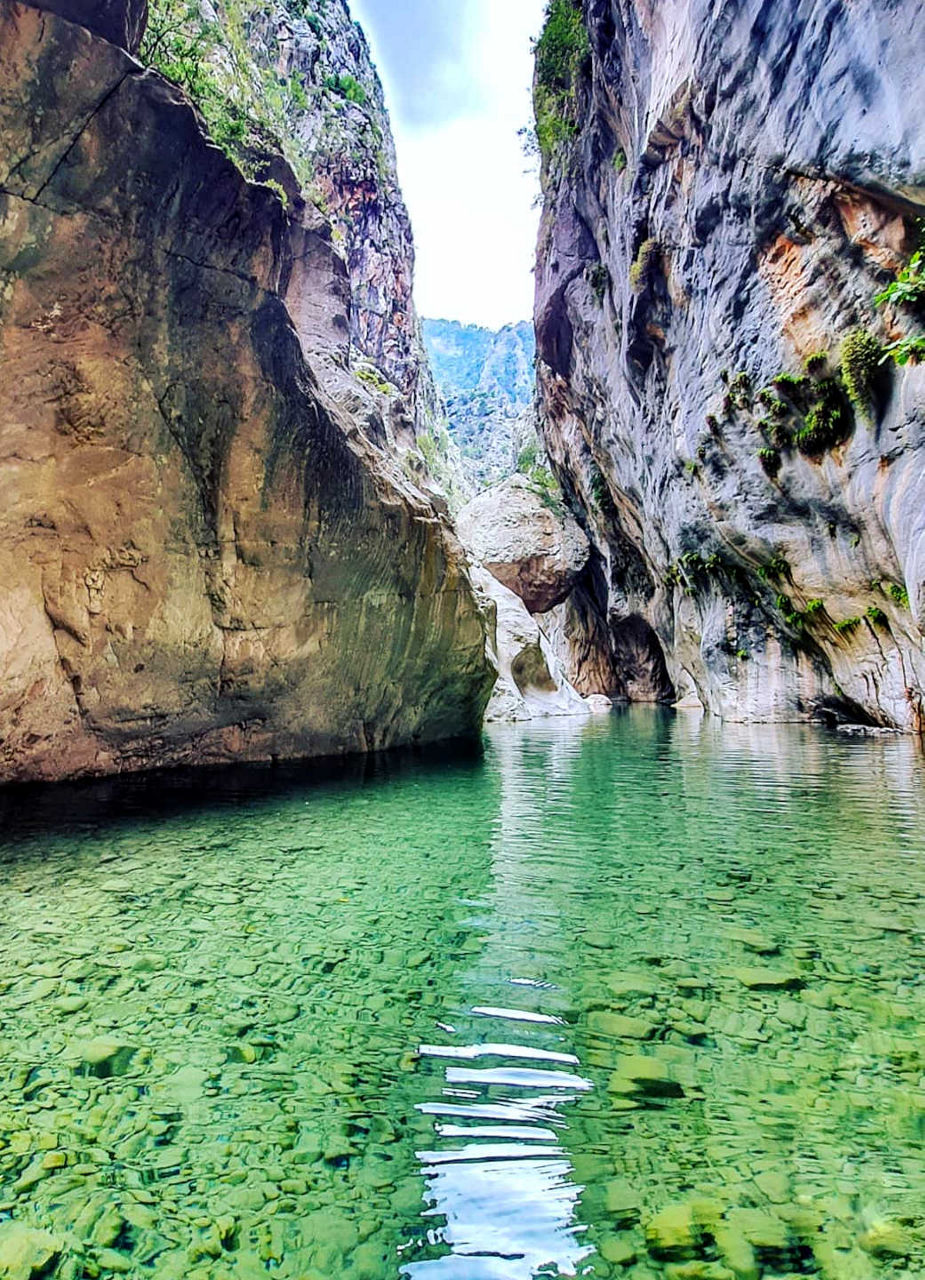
874, 247, 925, 312
758, 447, 781, 478
840, 328, 882, 412
757, 554, 790, 582
805, 351, 829, 376
527, 465, 565, 514
776, 594, 824, 629
417, 432, 438, 468
516, 440, 539, 474
587, 262, 610, 305
881, 334, 925, 366
834, 617, 862, 635
885, 582, 910, 609
533, 0, 589, 164
613, 149, 627, 174
629, 238, 659, 294
866, 605, 889, 627
139, 0, 316, 186
589, 464, 612, 510
772, 371, 811, 394
355, 366, 391, 394
324, 73, 367, 105
793, 378, 850, 455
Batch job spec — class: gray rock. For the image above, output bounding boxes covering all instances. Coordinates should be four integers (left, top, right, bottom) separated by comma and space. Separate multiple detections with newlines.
533, 0, 925, 729
458, 475, 591, 613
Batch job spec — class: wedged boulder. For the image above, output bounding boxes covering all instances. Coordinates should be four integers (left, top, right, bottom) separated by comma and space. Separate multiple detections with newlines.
457, 475, 590, 614
472, 568, 589, 722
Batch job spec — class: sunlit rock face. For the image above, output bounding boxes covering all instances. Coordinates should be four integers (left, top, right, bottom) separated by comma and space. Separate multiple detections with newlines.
535, 0, 925, 728
457, 476, 592, 615
0, 0, 493, 782
233, 0, 441, 431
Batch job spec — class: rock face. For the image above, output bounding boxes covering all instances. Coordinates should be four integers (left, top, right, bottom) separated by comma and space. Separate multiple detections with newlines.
534, 0, 925, 728
423, 319, 536, 486
472, 567, 590, 722
0, 0, 493, 783
191, 0, 439, 429
457, 475, 591, 614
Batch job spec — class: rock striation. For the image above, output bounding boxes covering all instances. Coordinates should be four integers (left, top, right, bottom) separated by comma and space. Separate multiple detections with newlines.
534, 0, 925, 729
0, 0, 493, 783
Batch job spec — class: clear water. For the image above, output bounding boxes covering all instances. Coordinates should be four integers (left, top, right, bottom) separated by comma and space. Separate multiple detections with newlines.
0, 710, 923, 1280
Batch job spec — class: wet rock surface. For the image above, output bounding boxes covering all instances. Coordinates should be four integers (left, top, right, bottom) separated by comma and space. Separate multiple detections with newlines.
535, 0, 925, 729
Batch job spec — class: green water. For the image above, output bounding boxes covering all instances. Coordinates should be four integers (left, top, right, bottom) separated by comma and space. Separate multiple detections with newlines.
0, 710, 923, 1280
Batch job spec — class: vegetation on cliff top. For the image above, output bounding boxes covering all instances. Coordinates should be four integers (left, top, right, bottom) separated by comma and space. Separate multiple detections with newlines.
532, 0, 589, 165
140, 0, 314, 185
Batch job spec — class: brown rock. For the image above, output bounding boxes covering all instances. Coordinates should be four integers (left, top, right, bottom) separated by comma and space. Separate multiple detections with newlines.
0, 1, 493, 783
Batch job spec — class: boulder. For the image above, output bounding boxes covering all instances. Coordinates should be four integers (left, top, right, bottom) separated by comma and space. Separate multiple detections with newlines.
457, 476, 590, 614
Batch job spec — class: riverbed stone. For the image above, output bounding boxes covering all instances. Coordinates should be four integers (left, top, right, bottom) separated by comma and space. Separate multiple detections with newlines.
0, 1223, 62, 1280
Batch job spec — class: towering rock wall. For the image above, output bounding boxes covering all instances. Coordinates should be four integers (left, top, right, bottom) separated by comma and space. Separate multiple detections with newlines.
0, 0, 493, 783
534, 0, 925, 729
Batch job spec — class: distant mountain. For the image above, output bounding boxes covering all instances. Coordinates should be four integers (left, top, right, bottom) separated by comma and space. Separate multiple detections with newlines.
423, 319, 536, 487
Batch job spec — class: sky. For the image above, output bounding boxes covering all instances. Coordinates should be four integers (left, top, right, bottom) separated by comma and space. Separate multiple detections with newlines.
350, 0, 547, 330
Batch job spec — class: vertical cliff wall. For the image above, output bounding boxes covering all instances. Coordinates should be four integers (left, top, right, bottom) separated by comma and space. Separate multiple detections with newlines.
0, 0, 493, 783
534, 0, 925, 729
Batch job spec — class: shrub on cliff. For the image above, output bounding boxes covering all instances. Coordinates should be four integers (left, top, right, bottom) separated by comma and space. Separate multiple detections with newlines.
840, 328, 882, 415
533, 0, 589, 164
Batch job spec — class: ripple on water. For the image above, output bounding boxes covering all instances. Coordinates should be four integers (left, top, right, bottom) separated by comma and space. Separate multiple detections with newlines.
0, 710, 922, 1279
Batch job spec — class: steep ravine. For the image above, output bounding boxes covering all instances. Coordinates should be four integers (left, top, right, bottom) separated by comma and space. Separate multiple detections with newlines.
0, 0, 493, 783
534, 0, 925, 730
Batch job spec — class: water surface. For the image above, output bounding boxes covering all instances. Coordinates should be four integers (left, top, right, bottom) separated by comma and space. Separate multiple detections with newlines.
0, 710, 922, 1279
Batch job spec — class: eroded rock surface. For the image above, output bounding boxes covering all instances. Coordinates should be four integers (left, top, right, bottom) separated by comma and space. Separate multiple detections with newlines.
534, 0, 925, 728
472, 567, 589, 722
0, 0, 492, 782
457, 475, 591, 614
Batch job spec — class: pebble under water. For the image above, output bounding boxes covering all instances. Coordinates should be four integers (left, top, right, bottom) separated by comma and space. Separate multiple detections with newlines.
0, 709, 923, 1280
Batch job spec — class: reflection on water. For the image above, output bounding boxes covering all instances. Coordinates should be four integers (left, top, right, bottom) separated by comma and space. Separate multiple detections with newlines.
0, 710, 923, 1279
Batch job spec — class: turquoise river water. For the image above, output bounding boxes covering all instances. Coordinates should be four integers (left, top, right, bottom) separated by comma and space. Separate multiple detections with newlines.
0, 710, 922, 1280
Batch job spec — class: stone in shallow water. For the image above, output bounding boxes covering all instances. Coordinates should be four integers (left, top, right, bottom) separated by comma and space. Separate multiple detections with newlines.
730, 968, 805, 991
609, 1055, 685, 1099
588, 1012, 656, 1040
604, 1179, 641, 1226
0, 1223, 62, 1280
858, 1219, 916, 1258
644, 1200, 720, 1259
601, 1235, 638, 1266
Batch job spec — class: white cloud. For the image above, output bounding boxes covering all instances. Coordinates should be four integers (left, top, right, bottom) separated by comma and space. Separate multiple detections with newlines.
352, 0, 546, 328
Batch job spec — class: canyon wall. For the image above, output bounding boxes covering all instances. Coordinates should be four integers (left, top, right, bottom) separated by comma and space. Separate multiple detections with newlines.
0, 0, 493, 783
535, 0, 925, 729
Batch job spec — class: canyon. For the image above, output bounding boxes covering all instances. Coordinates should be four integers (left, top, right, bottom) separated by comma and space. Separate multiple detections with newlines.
1, 0, 925, 789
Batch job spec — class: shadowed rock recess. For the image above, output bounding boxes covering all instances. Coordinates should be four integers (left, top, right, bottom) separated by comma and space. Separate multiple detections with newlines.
534, 0, 925, 728
0, 0, 493, 783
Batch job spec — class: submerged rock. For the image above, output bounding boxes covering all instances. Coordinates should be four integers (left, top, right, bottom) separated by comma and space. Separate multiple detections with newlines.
0, 1223, 62, 1280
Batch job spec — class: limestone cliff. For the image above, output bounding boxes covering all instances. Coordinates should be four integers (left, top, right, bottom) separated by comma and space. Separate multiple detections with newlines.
534, 0, 925, 729
0, 0, 493, 783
